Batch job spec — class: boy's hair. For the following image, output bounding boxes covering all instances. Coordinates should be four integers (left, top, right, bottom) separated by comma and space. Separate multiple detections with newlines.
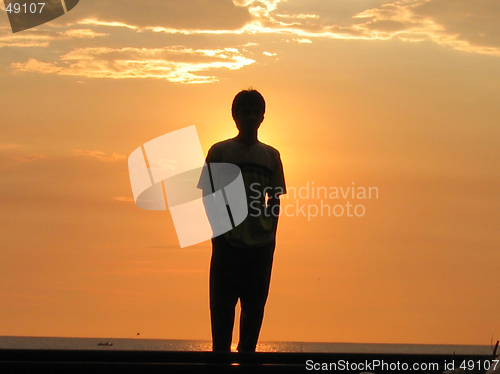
231, 89, 266, 119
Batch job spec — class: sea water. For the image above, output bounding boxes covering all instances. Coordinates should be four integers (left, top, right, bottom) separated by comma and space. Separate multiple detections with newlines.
0, 336, 494, 355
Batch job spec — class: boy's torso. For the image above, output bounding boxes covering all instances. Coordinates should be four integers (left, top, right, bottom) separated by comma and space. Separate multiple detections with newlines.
207, 139, 285, 248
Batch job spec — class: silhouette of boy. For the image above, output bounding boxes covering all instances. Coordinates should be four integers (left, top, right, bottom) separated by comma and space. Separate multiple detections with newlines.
201, 89, 286, 352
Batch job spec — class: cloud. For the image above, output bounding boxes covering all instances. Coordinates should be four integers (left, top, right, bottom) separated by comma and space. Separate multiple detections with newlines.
413, 0, 500, 53
57, 0, 252, 30
72, 150, 126, 162
351, 0, 500, 55
77, 19, 139, 30
12, 46, 255, 83
12, 58, 62, 73
1, 148, 124, 165
238, 0, 500, 55
274, 13, 320, 20
3, 0, 499, 59
0, 143, 22, 150
62, 28, 107, 38
0, 30, 53, 48
237, 0, 283, 19
0, 144, 46, 163
15, 154, 47, 162
0, 28, 106, 48
112, 196, 134, 202
4, 0, 499, 85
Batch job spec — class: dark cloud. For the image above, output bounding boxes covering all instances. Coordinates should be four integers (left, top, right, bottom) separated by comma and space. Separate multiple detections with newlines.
56, 0, 252, 30
414, 0, 500, 50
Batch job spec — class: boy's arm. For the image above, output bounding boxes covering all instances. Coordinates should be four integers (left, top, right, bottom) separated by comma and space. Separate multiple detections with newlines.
268, 195, 281, 234
198, 146, 226, 236
268, 152, 285, 234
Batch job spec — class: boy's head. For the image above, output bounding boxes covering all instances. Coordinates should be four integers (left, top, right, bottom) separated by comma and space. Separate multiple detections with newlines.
231, 89, 266, 132
231, 89, 266, 118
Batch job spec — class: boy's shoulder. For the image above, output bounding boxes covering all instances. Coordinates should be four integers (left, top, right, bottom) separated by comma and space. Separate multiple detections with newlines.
209, 138, 234, 151
256, 140, 281, 155
210, 138, 281, 156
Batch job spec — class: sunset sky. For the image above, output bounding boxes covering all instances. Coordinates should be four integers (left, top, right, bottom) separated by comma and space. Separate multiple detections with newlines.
1, 0, 500, 346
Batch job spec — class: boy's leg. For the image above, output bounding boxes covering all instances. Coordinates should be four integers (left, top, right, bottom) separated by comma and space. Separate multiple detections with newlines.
237, 241, 275, 352
210, 237, 240, 352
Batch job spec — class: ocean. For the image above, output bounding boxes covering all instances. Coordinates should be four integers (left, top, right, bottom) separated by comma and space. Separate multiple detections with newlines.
0, 336, 494, 355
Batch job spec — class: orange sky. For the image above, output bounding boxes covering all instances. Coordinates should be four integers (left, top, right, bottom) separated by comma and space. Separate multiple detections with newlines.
1, 0, 500, 346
